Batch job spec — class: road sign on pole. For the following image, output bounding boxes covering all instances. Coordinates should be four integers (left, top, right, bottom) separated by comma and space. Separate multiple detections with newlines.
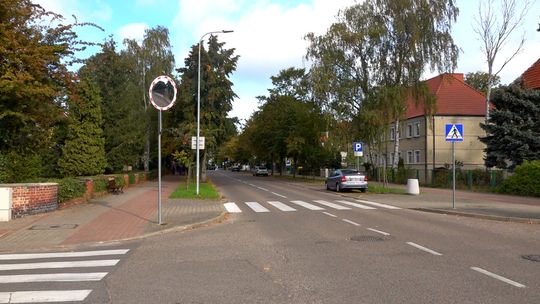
353, 142, 363, 157
445, 124, 463, 209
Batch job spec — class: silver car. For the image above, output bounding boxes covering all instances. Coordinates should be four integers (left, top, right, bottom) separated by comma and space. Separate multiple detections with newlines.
253, 166, 269, 176
325, 169, 368, 192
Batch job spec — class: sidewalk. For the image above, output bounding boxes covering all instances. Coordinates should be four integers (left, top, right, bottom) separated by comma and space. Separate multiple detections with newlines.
0, 175, 225, 253
339, 181, 540, 224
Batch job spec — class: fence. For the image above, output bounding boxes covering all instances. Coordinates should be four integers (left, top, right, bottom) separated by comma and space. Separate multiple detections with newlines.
368, 167, 508, 190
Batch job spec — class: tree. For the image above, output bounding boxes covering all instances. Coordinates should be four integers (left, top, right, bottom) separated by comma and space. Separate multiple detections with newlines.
474, 0, 532, 122
84, 38, 146, 172
58, 71, 106, 176
465, 71, 501, 96
480, 83, 540, 170
122, 26, 176, 171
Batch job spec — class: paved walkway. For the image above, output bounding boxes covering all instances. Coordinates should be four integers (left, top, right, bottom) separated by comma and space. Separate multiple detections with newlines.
0, 176, 224, 253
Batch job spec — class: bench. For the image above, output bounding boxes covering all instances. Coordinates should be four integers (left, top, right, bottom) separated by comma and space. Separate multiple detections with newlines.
107, 178, 123, 194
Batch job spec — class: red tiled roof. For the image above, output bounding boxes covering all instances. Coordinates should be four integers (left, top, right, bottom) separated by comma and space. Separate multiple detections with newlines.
405, 73, 486, 119
522, 58, 540, 90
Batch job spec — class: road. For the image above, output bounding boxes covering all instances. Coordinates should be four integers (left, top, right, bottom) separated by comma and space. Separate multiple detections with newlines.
2, 170, 539, 303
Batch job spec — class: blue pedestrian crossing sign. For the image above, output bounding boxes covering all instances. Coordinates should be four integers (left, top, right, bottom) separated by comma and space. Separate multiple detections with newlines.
445, 124, 463, 142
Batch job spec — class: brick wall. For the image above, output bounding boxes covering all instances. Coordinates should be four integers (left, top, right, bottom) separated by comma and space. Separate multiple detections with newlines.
0, 183, 58, 218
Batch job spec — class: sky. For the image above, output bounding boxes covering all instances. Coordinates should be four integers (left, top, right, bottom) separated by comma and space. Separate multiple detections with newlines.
34, 0, 540, 124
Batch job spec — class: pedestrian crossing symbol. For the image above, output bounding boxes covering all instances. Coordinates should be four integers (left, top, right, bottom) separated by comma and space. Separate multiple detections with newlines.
445, 124, 463, 142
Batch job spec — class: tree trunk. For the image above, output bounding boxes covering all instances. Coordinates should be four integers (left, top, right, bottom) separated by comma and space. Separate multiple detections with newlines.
201, 151, 207, 183
392, 120, 400, 169
143, 132, 150, 172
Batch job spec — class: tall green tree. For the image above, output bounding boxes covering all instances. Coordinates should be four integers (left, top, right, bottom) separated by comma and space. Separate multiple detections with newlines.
84, 38, 146, 171
480, 83, 540, 169
0, 0, 101, 181
58, 71, 106, 176
174, 35, 239, 177
122, 26, 175, 171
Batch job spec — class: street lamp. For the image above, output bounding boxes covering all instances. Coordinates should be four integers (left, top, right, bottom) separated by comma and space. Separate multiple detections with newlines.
197, 29, 233, 195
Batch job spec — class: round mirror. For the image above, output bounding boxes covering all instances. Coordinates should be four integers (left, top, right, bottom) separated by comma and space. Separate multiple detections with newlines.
149, 76, 177, 111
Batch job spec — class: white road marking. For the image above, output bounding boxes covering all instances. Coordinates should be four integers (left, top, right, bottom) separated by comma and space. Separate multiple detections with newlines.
248, 183, 256, 187
0, 290, 92, 303
313, 200, 351, 210
0, 260, 119, 271
322, 212, 337, 218
355, 199, 401, 209
245, 202, 270, 213
290, 200, 325, 211
335, 200, 376, 210
271, 192, 287, 198
406, 242, 442, 256
267, 201, 296, 212
256, 187, 269, 191
342, 219, 361, 226
367, 228, 390, 236
224, 202, 242, 213
0, 249, 129, 261
471, 267, 526, 288
0, 272, 108, 283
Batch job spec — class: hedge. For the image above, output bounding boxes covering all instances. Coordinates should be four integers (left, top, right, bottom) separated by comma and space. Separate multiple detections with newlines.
497, 160, 540, 197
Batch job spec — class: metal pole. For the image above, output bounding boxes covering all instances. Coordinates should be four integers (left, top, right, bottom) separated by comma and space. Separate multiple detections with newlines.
452, 141, 455, 209
196, 30, 233, 196
158, 110, 162, 224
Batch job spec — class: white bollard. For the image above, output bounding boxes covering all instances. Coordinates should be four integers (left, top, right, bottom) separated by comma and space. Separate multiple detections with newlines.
406, 179, 420, 195
0, 187, 12, 222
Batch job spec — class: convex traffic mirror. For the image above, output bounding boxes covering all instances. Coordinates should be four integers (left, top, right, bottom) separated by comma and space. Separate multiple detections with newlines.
149, 75, 177, 111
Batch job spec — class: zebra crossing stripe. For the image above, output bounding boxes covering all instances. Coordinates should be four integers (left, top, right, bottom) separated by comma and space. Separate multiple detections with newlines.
290, 201, 325, 210
267, 201, 296, 212
355, 199, 401, 209
0, 259, 119, 271
313, 200, 351, 210
224, 202, 242, 213
0, 249, 129, 261
0, 290, 92, 303
335, 200, 376, 210
0, 272, 108, 283
245, 202, 270, 213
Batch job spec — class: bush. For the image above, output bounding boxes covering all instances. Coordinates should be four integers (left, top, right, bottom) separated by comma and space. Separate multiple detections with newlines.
92, 176, 108, 193
128, 173, 135, 184
114, 175, 126, 187
56, 177, 86, 203
0, 152, 43, 183
497, 160, 540, 197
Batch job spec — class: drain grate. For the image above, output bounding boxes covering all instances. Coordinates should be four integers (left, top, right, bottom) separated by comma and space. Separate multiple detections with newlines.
29, 224, 78, 230
522, 255, 540, 262
350, 235, 385, 242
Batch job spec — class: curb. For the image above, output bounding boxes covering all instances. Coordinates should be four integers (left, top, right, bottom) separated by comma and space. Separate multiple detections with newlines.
412, 208, 540, 225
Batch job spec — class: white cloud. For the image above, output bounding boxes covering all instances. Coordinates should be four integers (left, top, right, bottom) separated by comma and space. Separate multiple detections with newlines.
117, 23, 150, 43
35, 0, 112, 23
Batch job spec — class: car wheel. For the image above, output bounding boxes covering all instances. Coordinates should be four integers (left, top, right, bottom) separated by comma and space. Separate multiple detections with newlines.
336, 183, 340, 192
360, 188, 366, 193
325, 182, 330, 190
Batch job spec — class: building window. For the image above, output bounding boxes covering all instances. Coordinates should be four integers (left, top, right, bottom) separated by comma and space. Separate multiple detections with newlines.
390, 127, 395, 141
406, 123, 413, 138
415, 122, 420, 137
407, 151, 414, 164
380, 154, 386, 166
414, 150, 420, 163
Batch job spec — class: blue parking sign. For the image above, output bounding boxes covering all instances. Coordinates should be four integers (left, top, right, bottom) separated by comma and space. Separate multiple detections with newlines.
353, 142, 363, 152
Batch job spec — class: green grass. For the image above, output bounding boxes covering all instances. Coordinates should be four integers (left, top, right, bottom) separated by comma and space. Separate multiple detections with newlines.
169, 181, 220, 199
364, 184, 407, 194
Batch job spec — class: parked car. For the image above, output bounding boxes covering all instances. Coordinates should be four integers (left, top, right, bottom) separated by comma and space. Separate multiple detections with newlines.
253, 166, 269, 176
325, 169, 368, 192
231, 165, 240, 172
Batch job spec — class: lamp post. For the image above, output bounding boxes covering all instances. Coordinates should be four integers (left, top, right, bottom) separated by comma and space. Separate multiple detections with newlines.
197, 30, 233, 195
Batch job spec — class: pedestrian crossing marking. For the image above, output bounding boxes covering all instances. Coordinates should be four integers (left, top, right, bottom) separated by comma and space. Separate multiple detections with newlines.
0, 272, 108, 283
0, 290, 92, 303
335, 200, 376, 210
290, 200, 325, 211
313, 200, 351, 210
0, 259, 119, 271
245, 202, 270, 213
355, 199, 401, 209
0, 248, 129, 303
0, 249, 130, 261
224, 202, 242, 213
267, 201, 296, 212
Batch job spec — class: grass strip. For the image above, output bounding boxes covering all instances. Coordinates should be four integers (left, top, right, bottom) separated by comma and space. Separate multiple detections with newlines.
169, 181, 220, 199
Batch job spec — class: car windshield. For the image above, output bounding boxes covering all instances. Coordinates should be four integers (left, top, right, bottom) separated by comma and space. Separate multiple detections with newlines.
258, 167, 267, 170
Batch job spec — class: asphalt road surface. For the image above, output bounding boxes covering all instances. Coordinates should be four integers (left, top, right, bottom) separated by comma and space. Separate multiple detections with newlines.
5, 170, 538, 303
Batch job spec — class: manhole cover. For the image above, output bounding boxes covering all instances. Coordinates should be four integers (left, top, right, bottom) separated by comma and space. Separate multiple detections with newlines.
29, 224, 78, 230
350, 235, 385, 242
522, 255, 540, 262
